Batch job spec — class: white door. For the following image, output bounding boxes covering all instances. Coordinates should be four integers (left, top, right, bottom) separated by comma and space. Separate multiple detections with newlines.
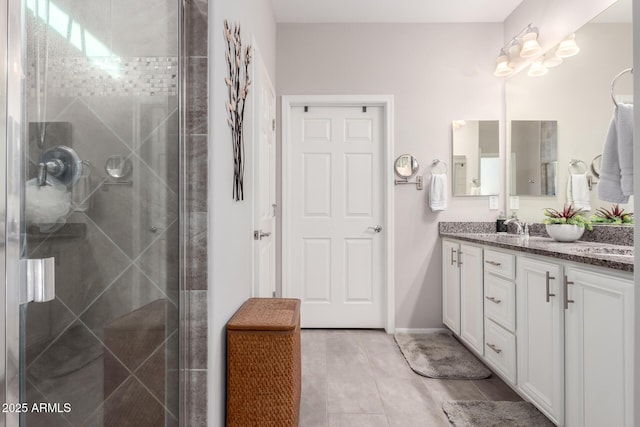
516, 257, 564, 425
287, 105, 384, 328
252, 50, 276, 298
442, 240, 461, 334
459, 244, 484, 354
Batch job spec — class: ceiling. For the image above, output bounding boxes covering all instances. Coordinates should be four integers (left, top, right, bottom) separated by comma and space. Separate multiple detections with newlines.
272, 0, 525, 23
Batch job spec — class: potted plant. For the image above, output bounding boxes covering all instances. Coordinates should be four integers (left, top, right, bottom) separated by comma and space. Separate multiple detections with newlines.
542, 204, 593, 242
592, 204, 633, 225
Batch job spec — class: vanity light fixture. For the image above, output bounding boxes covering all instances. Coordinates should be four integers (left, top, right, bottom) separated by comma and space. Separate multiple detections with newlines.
520, 26, 541, 58
528, 58, 548, 77
556, 33, 580, 58
493, 23, 541, 77
493, 49, 513, 77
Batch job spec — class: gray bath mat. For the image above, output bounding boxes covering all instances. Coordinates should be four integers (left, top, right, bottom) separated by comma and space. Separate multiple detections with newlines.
394, 330, 491, 379
443, 400, 555, 426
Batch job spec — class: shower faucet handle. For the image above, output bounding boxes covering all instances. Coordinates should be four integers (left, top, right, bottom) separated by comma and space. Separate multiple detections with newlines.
37, 159, 65, 186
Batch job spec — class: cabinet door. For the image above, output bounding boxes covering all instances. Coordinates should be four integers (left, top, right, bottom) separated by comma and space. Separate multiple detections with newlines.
459, 244, 484, 354
517, 257, 564, 425
565, 267, 633, 427
442, 240, 460, 334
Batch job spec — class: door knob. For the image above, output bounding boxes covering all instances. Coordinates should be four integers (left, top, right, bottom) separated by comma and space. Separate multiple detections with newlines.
253, 230, 271, 240
368, 225, 383, 233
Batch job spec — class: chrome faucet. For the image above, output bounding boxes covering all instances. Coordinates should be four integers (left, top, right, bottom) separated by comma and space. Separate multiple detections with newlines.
504, 218, 529, 236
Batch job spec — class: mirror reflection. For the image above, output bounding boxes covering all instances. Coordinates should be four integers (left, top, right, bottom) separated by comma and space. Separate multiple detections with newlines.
451, 120, 499, 196
505, 0, 632, 220
509, 120, 558, 196
394, 154, 419, 178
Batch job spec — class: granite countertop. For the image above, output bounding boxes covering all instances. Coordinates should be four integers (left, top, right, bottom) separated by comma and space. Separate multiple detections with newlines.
440, 232, 634, 273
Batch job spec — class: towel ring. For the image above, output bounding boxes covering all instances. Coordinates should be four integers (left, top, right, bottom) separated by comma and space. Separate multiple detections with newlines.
568, 159, 587, 175
430, 159, 448, 174
611, 68, 633, 107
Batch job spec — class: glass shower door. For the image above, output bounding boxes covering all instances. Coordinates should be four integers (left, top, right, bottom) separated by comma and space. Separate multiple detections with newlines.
4, 0, 181, 425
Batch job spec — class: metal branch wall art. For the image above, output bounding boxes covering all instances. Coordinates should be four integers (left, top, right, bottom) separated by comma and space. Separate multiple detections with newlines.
224, 20, 252, 201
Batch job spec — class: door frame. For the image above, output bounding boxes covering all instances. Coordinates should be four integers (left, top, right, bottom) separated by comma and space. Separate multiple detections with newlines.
281, 95, 395, 333
4, 0, 23, 424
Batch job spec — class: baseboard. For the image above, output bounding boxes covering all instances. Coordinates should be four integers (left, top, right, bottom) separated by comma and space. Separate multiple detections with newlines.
393, 328, 448, 334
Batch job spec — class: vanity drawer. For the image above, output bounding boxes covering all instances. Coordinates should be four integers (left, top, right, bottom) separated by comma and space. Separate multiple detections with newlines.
484, 249, 515, 280
484, 319, 517, 385
484, 274, 516, 332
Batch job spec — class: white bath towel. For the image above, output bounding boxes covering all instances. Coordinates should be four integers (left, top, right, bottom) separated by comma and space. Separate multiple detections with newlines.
429, 173, 447, 212
598, 103, 634, 203
566, 173, 591, 211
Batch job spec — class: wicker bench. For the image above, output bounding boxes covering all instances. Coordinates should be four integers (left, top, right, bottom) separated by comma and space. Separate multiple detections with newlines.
226, 298, 301, 427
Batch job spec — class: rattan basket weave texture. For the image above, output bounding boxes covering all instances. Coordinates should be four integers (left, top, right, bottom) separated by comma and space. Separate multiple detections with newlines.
226, 298, 301, 427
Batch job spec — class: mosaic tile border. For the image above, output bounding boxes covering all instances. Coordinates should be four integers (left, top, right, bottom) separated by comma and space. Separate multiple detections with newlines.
28, 56, 178, 97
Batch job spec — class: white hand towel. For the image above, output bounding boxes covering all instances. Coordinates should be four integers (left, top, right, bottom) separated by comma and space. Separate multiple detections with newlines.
598, 104, 633, 203
566, 173, 591, 211
429, 173, 447, 212
617, 103, 634, 196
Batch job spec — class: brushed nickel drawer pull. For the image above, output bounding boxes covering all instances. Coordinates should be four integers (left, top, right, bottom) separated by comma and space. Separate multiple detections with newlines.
564, 275, 575, 309
457, 251, 463, 267
485, 260, 502, 267
487, 343, 502, 354
545, 271, 556, 303
450, 248, 456, 266
485, 296, 502, 304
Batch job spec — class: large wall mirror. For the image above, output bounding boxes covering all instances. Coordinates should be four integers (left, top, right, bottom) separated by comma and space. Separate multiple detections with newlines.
505, 0, 632, 221
451, 120, 500, 196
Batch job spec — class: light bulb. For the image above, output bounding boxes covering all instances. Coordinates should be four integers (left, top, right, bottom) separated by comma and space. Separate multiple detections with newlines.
520, 30, 541, 58
556, 33, 580, 58
528, 59, 548, 77
493, 50, 513, 77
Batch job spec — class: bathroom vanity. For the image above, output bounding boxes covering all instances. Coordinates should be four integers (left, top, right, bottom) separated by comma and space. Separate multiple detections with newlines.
440, 226, 633, 427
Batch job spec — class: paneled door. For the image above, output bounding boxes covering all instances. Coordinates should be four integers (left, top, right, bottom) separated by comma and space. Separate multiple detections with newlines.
252, 48, 277, 298
286, 105, 384, 328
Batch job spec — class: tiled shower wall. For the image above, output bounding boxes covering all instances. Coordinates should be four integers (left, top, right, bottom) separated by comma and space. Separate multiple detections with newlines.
183, 0, 209, 425
21, 0, 208, 425
25, 7, 181, 427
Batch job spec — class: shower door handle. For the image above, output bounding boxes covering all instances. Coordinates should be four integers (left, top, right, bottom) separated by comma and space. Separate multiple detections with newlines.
20, 257, 55, 304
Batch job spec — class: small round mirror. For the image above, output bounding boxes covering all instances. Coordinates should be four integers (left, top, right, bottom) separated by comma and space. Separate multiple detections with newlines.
394, 154, 419, 178
105, 156, 132, 179
591, 154, 602, 178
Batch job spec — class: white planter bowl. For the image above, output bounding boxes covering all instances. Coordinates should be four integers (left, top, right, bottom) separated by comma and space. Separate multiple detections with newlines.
545, 224, 585, 242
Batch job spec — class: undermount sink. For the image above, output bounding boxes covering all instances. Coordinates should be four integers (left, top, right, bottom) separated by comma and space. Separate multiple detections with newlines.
574, 247, 634, 257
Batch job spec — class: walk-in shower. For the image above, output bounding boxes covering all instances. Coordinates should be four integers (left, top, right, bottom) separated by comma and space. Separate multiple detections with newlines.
2, 0, 186, 425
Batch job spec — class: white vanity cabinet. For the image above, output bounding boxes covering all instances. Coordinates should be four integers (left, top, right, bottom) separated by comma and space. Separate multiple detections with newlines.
516, 257, 564, 425
441, 237, 634, 427
442, 240, 484, 354
564, 266, 634, 427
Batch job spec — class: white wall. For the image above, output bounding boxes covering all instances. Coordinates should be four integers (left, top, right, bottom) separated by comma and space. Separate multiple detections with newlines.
209, 0, 276, 425
277, 23, 504, 329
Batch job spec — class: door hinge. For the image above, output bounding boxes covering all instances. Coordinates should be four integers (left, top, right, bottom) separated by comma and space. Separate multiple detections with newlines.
272, 118, 276, 131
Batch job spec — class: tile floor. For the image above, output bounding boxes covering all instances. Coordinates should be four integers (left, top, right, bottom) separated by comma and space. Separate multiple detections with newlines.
299, 329, 523, 427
